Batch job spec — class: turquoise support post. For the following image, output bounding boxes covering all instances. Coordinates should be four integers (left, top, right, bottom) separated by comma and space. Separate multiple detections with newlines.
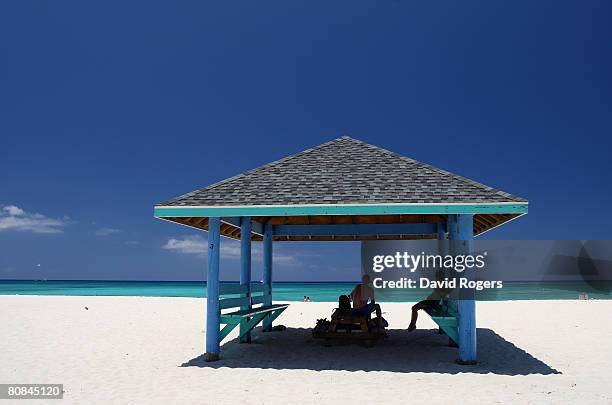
239, 216, 252, 343
449, 214, 477, 364
262, 223, 273, 332
205, 217, 221, 362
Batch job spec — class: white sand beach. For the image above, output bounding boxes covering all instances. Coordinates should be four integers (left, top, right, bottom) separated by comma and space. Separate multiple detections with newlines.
1, 296, 610, 404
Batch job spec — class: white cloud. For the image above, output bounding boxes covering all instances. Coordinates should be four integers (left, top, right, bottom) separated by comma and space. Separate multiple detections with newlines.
163, 235, 208, 255
162, 235, 245, 258
3, 205, 24, 216
220, 241, 265, 259
273, 252, 299, 266
95, 227, 122, 236
0, 205, 67, 234
162, 235, 305, 266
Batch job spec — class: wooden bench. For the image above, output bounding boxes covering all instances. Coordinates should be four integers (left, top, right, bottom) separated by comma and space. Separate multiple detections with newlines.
217, 283, 289, 343
424, 300, 459, 346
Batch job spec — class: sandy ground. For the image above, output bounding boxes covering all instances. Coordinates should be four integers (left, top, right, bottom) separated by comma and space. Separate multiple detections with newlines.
0, 296, 610, 404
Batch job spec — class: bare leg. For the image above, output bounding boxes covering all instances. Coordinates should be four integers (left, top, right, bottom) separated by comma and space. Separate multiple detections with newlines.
408, 301, 426, 331
374, 304, 382, 328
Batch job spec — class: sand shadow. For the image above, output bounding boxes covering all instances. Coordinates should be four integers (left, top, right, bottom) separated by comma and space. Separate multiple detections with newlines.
181, 327, 561, 375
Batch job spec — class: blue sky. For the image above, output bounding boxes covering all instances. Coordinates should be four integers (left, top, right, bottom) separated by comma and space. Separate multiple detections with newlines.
1, 1, 611, 281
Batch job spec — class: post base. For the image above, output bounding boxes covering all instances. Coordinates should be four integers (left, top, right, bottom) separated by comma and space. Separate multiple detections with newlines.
262, 320, 272, 332
205, 352, 220, 362
455, 358, 477, 365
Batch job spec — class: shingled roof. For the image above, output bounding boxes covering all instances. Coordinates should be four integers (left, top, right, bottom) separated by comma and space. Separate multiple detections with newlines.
154, 136, 527, 240
159, 136, 526, 207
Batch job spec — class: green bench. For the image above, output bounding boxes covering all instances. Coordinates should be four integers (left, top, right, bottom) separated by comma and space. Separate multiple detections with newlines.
424, 300, 459, 346
217, 283, 289, 343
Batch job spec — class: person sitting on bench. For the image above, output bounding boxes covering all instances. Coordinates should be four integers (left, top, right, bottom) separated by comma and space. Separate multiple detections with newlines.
350, 274, 382, 326
408, 271, 447, 332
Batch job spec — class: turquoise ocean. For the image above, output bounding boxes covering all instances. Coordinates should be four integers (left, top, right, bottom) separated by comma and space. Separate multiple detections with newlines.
0, 280, 610, 301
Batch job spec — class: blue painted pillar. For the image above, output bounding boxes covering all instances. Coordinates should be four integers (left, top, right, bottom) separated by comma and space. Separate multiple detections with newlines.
444, 216, 458, 317
447, 214, 458, 241
437, 221, 447, 274
437, 221, 446, 241
437, 221, 447, 264
449, 214, 477, 364
205, 217, 221, 361
239, 216, 252, 343
262, 223, 273, 331
436, 221, 449, 339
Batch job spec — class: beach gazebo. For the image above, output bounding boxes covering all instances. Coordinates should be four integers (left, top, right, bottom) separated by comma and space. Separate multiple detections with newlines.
154, 136, 528, 363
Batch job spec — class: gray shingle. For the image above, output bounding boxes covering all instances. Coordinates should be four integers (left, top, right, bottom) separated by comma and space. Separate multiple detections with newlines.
158, 136, 527, 207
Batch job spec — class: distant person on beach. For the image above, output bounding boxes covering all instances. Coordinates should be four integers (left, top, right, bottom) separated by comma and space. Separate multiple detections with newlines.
408, 271, 448, 332
303, 296, 308, 302
350, 274, 382, 323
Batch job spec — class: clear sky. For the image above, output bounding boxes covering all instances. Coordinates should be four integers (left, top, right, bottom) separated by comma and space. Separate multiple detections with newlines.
1, 1, 611, 281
